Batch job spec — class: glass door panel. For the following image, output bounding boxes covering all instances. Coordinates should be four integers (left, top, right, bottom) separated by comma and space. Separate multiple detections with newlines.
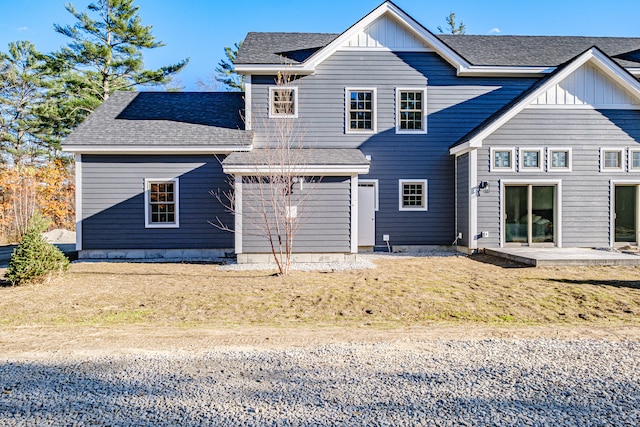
615, 186, 637, 243
505, 186, 528, 243
532, 186, 555, 243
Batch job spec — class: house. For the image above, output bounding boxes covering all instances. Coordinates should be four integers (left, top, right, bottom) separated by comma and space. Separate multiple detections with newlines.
62, 1, 640, 262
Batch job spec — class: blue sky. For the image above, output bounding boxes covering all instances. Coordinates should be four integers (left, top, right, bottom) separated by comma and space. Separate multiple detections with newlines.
1, 0, 639, 90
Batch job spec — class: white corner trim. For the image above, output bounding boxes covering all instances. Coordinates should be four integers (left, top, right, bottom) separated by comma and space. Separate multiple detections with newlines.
469, 150, 478, 250
345, 87, 377, 134
395, 87, 428, 134
144, 178, 180, 229
351, 174, 359, 254
235, 175, 243, 254
245, 75, 252, 130
74, 154, 83, 251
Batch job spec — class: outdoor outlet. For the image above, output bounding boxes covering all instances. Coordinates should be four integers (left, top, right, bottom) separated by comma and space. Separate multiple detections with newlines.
383, 234, 390, 242
482, 231, 489, 238
457, 232, 463, 239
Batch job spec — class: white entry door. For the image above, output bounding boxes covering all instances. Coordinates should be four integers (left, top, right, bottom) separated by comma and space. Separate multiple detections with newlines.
358, 184, 376, 246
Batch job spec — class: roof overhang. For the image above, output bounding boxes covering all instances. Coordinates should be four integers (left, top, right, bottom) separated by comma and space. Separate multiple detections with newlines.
223, 164, 370, 176
450, 47, 640, 156
62, 145, 252, 155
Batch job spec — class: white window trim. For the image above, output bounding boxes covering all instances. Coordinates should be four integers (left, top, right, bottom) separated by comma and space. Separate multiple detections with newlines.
629, 148, 640, 171
345, 87, 377, 134
359, 179, 379, 211
268, 86, 298, 118
600, 148, 626, 172
144, 178, 180, 228
395, 87, 427, 134
547, 147, 572, 172
518, 147, 544, 172
398, 179, 428, 211
490, 147, 516, 172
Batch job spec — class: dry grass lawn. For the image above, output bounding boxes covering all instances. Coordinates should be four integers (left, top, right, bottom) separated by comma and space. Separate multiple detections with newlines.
1, 254, 639, 329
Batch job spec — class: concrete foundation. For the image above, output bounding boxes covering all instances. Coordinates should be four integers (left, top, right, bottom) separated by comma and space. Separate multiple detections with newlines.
79, 248, 235, 261
236, 253, 358, 264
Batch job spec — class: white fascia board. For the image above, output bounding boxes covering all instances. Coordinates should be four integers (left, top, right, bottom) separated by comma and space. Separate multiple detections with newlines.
61, 145, 252, 154
223, 164, 371, 175
234, 64, 314, 75
449, 143, 473, 156
457, 48, 640, 150
457, 65, 556, 77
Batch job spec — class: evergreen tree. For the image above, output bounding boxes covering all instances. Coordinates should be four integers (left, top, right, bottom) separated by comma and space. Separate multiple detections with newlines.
438, 12, 467, 35
0, 41, 52, 166
215, 42, 244, 91
49, 0, 188, 121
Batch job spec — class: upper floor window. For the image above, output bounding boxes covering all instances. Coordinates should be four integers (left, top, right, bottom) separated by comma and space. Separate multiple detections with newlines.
519, 148, 543, 172
396, 88, 427, 134
346, 88, 376, 133
548, 148, 572, 171
269, 87, 298, 118
600, 148, 624, 172
145, 178, 179, 228
630, 149, 640, 171
490, 147, 516, 172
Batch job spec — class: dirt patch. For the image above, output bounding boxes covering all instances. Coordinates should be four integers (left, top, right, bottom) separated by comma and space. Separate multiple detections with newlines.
1, 255, 640, 358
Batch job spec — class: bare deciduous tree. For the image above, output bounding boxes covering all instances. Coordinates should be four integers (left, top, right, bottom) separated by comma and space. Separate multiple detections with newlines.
212, 71, 316, 275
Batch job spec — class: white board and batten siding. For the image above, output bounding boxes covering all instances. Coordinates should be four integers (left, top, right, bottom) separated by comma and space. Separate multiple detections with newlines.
343, 14, 430, 51
530, 63, 640, 109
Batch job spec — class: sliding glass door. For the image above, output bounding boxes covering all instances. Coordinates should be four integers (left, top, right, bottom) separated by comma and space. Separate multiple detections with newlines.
505, 185, 556, 246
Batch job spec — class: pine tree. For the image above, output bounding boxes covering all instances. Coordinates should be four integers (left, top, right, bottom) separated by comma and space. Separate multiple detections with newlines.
49, 0, 189, 121
215, 42, 244, 91
0, 41, 52, 166
5, 212, 70, 285
438, 12, 467, 35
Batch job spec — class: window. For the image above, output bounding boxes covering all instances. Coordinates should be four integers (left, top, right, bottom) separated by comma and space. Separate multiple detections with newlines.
490, 148, 516, 172
548, 148, 572, 171
396, 88, 427, 134
519, 148, 543, 172
600, 149, 625, 171
269, 87, 297, 118
145, 178, 179, 228
346, 88, 376, 133
399, 179, 428, 211
630, 150, 640, 170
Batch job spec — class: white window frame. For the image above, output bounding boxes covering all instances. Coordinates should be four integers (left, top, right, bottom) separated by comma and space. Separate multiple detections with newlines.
144, 178, 180, 228
269, 86, 298, 118
395, 87, 427, 134
600, 148, 625, 172
547, 148, 572, 172
345, 87, 377, 134
398, 179, 428, 211
629, 149, 640, 171
359, 179, 379, 211
490, 147, 516, 172
518, 147, 544, 172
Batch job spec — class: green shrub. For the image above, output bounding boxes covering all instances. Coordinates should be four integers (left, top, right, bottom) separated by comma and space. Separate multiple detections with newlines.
5, 213, 70, 285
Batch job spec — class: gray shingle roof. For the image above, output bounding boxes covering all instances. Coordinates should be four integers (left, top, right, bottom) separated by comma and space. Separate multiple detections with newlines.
223, 148, 369, 167
235, 32, 339, 65
235, 32, 640, 68
63, 92, 252, 148
437, 35, 640, 68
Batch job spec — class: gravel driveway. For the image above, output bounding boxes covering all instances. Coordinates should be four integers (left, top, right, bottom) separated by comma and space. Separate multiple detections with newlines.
1, 339, 639, 426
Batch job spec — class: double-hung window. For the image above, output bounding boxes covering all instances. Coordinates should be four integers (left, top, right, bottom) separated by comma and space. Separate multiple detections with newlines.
396, 88, 427, 134
145, 178, 179, 228
346, 88, 376, 133
399, 179, 428, 211
269, 87, 297, 118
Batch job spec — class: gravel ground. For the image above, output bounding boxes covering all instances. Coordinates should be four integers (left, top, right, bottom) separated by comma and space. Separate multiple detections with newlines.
1, 339, 639, 426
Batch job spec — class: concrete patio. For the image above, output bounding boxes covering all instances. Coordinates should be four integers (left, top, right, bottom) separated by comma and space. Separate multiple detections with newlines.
485, 247, 640, 267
